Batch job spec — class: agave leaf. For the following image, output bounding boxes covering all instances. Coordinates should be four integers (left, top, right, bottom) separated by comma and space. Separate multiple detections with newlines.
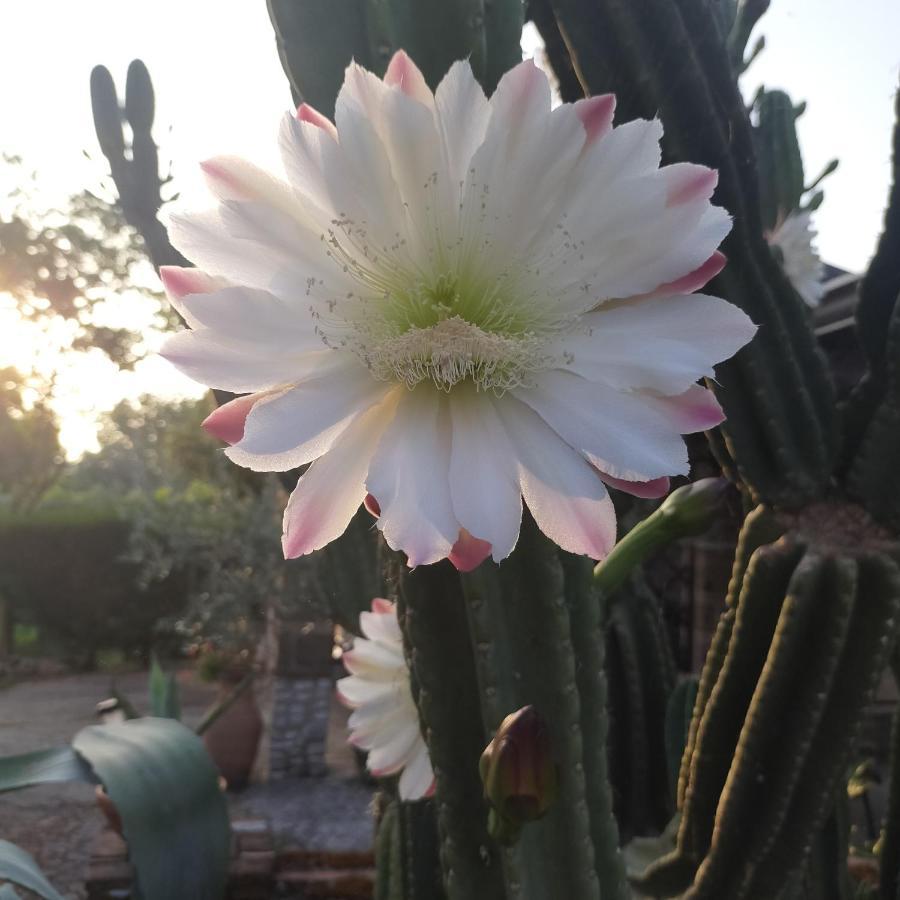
148, 656, 181, 720
0, 840, 65, 900
0, 746, 94, 794
72, 718, 229, 900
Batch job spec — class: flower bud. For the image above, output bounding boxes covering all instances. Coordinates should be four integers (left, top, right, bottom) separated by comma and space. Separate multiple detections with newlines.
479, 706, 557, 845
657, 476, 730, 536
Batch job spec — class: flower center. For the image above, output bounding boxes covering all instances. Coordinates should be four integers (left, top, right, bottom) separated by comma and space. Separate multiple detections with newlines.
365, 315, 548, 393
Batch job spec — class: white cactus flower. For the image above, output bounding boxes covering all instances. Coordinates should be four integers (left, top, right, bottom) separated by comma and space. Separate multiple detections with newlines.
160, 51, 755, 570
768, 210, 825, 308
337, 599, 433, 801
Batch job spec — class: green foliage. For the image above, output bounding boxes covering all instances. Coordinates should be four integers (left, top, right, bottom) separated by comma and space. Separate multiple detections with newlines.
0, 840, 65, 900
0, 368, 62, 512
0, 746, 94, 794
0, 155, 167, 371
0, 502, 187, 668
149, 655, 181, 719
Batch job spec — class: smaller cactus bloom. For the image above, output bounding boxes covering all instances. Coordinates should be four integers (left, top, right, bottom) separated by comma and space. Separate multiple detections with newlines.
337, 599, 434, 800
480, 706, 557, 844
767, 211, 825, 307
161, 51, 757, 569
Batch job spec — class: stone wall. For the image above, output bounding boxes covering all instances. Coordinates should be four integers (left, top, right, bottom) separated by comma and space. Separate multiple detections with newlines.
268, 676, 333, 780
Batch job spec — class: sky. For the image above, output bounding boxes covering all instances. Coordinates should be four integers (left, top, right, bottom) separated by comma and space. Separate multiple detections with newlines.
1, 0, 898, 457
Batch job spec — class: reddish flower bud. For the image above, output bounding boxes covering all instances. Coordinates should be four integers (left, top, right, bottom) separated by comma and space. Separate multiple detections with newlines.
479, 705, 557, 844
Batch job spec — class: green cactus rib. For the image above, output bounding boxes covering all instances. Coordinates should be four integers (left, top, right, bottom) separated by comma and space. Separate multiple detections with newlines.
525, 0, 587, 103
461, 515, 626, 900
399, 801, 445, 899
606, 578, 676, 839
754, 89, 806, 232
483, 0, 525, 93
639, 538, 805, 895
847, 292, 900, 532
677, 505, 785, 809
367, 0, 487, 91
546, 0, 837, 508
397, 562, 506, 900
856, 84, 900, 374
266, 0, 374, 115
375, 798, 403, 900
725, 0, 769, 74
559, 553, 630, 900
879, 650, 900, 900
738, 552, 900, 899
607, 600, 651, 841
664, 678, 697, 809
684, 552, 856, 898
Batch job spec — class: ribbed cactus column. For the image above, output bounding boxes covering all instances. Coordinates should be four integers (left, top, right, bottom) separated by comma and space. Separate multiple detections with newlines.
460, 515, 629, 900
544, 0, 837, 509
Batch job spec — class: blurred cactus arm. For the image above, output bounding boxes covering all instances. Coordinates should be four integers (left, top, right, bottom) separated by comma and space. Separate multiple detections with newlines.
90, 61, 187, 271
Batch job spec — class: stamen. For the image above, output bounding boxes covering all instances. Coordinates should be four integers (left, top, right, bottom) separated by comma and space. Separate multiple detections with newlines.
366, 316, 551, 393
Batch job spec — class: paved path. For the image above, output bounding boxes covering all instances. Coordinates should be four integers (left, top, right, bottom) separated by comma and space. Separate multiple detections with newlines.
0, 670, 375, 898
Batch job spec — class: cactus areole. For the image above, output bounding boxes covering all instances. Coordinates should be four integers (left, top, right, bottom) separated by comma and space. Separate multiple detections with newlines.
159, 51, 755, 571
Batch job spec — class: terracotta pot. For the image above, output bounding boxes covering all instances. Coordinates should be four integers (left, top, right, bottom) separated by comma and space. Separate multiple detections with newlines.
95, 785, 123, 835
202, 680, 263, 791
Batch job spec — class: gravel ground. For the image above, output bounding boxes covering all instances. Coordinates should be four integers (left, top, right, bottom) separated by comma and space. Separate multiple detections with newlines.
0, 669, 375, 899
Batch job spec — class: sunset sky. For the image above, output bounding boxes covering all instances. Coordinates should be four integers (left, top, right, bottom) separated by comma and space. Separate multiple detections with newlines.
1, 0, 898, 457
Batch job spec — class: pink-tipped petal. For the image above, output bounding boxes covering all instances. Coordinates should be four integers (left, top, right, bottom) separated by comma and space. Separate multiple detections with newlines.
202, 394, 259, 445
448, 530, 492, 573
364, 494, 381, 518
598, 473, 671, 499
665, 162, 718, 207
200, 157, 251, 200
640, 251, 727, 299
664, 384, 725, 432
383, 50, 433, 106
371, 598, 393, 614
296, 102, 338, 139
574, 94, 616, 147
159, 266, 219, 301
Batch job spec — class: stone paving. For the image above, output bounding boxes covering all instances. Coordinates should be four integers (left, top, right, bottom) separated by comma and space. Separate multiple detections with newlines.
0, 669, 375, 899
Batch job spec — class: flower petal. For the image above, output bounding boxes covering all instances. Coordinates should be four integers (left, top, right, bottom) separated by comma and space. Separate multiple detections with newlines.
573, 93, 616, 147
598, 473, 671, 499
336, 674, 395, 707
384, 50, 434, 107
515, 371, 693, 481
296, 102, 338, 139
448, 530, 493, 572
398, 741, 435, 801
367, 389, 459, 567
448, 389, 522, 561
202, 393, 259, 444
550, 292, 757, 394
367, 721, 421, 777
359, 606, 404, 647
160, 331, 331, 393
227, 357, 388, 471
433, 60, 491, 191
493, 395, 616, 559
281, 390, 401, 557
